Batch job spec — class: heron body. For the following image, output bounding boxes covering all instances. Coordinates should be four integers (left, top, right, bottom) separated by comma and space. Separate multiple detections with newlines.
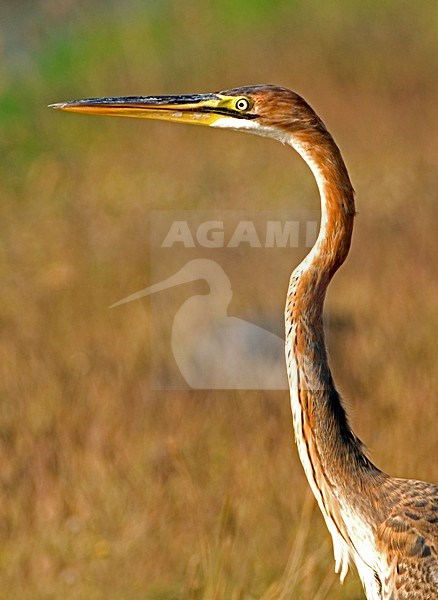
52, 85, 438, 598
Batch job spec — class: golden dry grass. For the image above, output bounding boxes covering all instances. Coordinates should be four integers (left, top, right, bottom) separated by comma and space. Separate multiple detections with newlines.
0, 2, 437, 598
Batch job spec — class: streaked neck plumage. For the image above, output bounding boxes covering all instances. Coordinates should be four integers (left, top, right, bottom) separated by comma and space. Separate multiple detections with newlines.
284, 127, 386, 591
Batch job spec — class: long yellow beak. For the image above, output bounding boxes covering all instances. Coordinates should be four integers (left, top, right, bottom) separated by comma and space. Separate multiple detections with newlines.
50, 93, 255, 127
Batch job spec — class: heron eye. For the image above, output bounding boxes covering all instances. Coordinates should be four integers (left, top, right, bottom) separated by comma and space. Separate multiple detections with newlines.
235, 98, 250, 111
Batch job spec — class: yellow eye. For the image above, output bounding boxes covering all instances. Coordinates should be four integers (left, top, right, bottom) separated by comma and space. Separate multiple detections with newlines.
235, 97, 250, 111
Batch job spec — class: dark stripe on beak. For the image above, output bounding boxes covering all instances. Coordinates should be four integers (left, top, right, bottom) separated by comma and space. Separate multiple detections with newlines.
52, 94, 220, 109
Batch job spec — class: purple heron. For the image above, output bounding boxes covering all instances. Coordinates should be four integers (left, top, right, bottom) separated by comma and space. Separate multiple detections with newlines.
51, 86, 438, 599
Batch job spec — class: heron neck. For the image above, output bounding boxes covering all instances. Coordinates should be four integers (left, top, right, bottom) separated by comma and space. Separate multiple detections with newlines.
285, 131, 380, 487
292, 131, 356, 287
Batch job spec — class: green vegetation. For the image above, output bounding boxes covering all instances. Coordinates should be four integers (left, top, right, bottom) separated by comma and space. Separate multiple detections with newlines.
0, 1, 437, 598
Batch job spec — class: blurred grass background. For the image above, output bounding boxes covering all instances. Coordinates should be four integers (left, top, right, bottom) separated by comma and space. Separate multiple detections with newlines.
0, 1, 437, 598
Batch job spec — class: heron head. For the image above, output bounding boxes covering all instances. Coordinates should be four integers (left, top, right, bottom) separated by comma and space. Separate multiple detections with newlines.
50, 85, 327, 142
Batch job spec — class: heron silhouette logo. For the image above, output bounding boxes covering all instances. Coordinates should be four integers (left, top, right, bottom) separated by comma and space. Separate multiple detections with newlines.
112, 258, 288, 389
112, 211, 319, 390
